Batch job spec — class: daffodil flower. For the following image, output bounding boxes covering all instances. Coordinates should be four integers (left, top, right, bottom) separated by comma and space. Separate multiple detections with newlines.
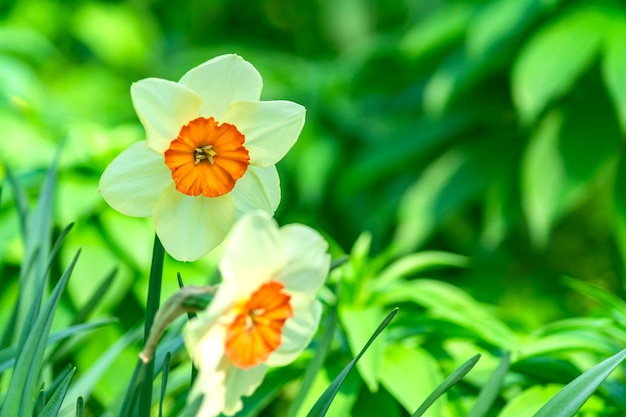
99, 54, 305, 261
183, 211, 330, 417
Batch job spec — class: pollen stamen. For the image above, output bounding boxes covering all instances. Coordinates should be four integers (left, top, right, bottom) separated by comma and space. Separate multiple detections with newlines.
194, 145, 217, 165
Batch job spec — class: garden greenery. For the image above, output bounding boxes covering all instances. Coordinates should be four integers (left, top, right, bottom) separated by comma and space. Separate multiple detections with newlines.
2, 0, 626, 416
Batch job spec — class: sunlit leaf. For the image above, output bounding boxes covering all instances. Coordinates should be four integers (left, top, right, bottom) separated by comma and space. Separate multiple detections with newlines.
380, 344, 443, 414
521, 82, 621, 248
339, 306, 385, 392
411, 354, 481, 417
307, 308, 398, 417
512, 7, 609, 123
533, 348, 626, 416
602, 18, 626, 131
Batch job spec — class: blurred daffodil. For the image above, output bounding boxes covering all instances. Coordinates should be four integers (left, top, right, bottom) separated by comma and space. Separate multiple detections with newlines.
99, 54, 305, 261
183, 210, 330, 417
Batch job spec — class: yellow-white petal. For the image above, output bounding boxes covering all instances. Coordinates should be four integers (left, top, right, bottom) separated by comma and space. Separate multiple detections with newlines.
98, 141, 172, 217
222, 364, 268, 416
188, 364, 227, 417
219, 211, 285, 297
153, 184, 234, 261
267, 297, 322, 366
275, 224, 330, 296
222, 100, 305, 167
230, 165, 280, 217
179, 54, 263, 121
131, 78, 202, 153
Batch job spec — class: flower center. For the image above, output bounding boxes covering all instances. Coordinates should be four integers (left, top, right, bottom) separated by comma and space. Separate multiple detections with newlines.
225, 281, 293, 369
164, 117, 250, 197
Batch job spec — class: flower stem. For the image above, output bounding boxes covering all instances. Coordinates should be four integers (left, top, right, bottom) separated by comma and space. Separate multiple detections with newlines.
138, 234, 165, 416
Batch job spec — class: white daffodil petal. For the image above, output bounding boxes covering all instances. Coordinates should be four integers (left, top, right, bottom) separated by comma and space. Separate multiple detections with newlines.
153, 185, 234, 261
185, 321, 227, 380
98, 142, 172, 217
268, 298, 322, 367
276, 224, 330, 295
188, 364, 227, 417
179, 54, 263, 121
230, 165, 280, 217
131, 78, 202, 153
219, 211, 285, 295
223, 364, 268, 416
222, 100, 305, 167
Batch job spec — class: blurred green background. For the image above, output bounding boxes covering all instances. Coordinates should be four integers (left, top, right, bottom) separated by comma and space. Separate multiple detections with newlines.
2, 0, 626, 414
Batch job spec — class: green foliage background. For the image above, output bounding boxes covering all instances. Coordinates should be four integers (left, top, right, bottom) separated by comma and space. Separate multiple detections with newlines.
2, 0, 626, 415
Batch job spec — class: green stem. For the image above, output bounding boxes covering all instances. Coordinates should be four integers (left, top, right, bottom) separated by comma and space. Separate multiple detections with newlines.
138, 234, 165, 416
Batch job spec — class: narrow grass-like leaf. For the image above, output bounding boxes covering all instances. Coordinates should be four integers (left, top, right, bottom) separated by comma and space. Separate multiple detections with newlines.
467, 352, 510, 417
180, 395, 203, 417
306, 307, 398, 417
118, 359, 146, 417
76, 397, 84, 417
561, 277, 626, 322
287, 308, 337, 417
3, 163, 29, 236
17, 152, 59, 341
533, 348, 626, 417
139, 234, 165, 416
178, 272, 198, 385
17, 222, 74, 350
44, 365, 75, 401
40, 367, 76, 417
1, 250, 80, 417
158, 352, 171, 417
60, 326, 141, 416
411, 353, 481, 417
330, 256, 349, 271
34, 386, 45, 415
0, 318, 116, 374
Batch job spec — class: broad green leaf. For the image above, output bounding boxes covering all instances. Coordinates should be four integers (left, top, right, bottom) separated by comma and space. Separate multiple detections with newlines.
468, 352, 510, 417
40, 367, 76, 417
499, 385, 566, 417
395, 136, 516, 253
400, 4, 472, 59
602, 19, 626, 131
467, 0, 557, 59
380, 280, 518, 350
510, 357, 581, 385
512, 7, 609, 123
380, 344, 443, 414
519, 333, 617, 359
307, 308, 398, 417
1, 250, 79, 417
412, 354, 481, 417
521, 83, 622, 248
373, 251, 468, 291
339, 306, 385, 392
615, 149, 626, 272
533, 348, 626, 417
340, 112, 472, 192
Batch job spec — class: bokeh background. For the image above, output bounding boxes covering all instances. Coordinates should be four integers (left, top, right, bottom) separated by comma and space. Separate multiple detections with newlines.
2, 0, 626, 415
